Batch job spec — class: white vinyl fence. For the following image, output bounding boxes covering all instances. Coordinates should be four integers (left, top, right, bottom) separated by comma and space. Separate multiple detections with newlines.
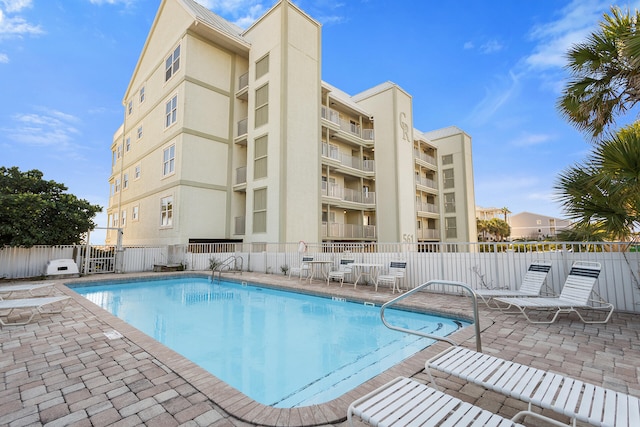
2, 241, 639, 313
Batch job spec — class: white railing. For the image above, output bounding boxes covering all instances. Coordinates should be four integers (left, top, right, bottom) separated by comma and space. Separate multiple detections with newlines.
321, 105, 340, 125
237, 118, 248, 136
322, 182, 375, 204
238, 72, 248, 91
322, 222, 377, 239
3, 241, 640, 313
321, 143, 375, 173
235, 166, 247, 185
414, 149, 436, 165
416, 175, 438, 190
417, 202, 439, 214
362, 128, 374, 141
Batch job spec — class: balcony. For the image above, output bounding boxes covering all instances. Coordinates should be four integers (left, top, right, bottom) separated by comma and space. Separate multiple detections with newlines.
235, 118, 248, 145
417, 228, 440, 240
416, 202, 439, 215
236, 72, 248, 100
322, 182, 376, 206
414, 149, 436, 167
416, 176, 438, 191
234, 166, 247, 192
322, 143, 375, 175
321, 106, 374, 146
234, 216, 245, 235
322, 222, 377, 239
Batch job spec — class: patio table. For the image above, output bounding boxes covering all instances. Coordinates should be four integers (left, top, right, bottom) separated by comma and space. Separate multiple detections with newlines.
306, 260, 332, 283
350, 263, 383, 289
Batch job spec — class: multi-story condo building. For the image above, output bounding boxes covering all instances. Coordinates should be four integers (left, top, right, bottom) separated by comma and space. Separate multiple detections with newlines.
105, 0, 477, 246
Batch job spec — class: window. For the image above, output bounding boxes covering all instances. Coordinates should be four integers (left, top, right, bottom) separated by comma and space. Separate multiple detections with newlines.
112, 212, 119, 227
255, 84, 269, 127
253, 188, 267, 233
123, 173, 129, 190
254, 135, 268, 179
165, 45, 180, 82
127, 100, 133, 115
139, 86, 145, 103
112, 150, 116, 166
116, 144, 122, 159
121, 210, 127, 227
137, 126, 143, 139
445, 217, 457, 239
163, 145, 175, 176
444, 192, 456, 213
165, 95, 178, 128
114, 178, 121, 193
134, 164, 141, 180
132, 206, 139, 221
442, 154, 453, 165
160, 196, 173, 227
125, 137, 131, 152
256, 54, 269, 79
443, 168, 454, 189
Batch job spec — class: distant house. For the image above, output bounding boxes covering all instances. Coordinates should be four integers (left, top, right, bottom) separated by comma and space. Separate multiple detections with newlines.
510, 211, 572, 240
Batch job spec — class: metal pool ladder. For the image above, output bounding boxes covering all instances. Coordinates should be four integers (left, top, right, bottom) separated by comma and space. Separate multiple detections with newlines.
380, 280, 482, 352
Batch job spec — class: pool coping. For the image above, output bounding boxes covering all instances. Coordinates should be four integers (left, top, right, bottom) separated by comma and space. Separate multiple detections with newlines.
61, 271, 488, 426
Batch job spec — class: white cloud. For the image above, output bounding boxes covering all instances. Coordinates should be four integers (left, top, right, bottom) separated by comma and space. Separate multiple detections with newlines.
511, 132, 554, 147
480, 39, 503, 54
525, 0, 611, 70
88, 0, 134, 5
467, 71, 521, 125
1, 0, 32, 13
5, 108, 81, 150
0, 3, 42, 38
0, 52, 8, 62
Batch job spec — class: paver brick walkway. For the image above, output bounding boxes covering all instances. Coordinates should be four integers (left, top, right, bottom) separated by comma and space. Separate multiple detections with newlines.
1, 272, 638, 426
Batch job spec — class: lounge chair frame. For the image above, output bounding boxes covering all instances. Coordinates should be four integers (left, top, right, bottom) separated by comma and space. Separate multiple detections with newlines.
426, 346, 640, 427
346, 376, 565, 427
494, 261, 613, 324
0, 282, 57, 300
0, 296, 71, 326
474, 260, 552, 309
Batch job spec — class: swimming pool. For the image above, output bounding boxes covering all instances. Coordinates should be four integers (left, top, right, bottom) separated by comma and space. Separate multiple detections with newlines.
71, 277, 467, 407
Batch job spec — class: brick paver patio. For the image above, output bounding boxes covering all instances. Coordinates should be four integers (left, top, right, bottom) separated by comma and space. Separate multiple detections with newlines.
1, 272, 638, 426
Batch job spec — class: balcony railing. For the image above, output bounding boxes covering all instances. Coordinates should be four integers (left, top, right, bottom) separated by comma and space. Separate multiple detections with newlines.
362, 128, 374, 141
235, 166, 247, 185
321, 143, 375, 173
322, 182, 376, 205
416, 202, 439, 214
234, 216, 245, 235
237, 118, 248, 137
238, 72, 249, 91
322, 222, 377, 239
416, 176, 438, 190
321, 105, 340, 125
414, 149, 436, 165
417, 228, 440, 240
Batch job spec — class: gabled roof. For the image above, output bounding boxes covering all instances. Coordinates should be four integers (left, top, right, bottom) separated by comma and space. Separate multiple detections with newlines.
179, 0, 245, 38
351, 81, 410, 102
422, 126, 469, 141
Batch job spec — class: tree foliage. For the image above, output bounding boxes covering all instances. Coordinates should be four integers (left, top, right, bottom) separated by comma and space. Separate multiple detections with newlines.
555, 123, 640, 241
557, 7, 640, 140
0, 167, 102, 247
477, 218, 511, 242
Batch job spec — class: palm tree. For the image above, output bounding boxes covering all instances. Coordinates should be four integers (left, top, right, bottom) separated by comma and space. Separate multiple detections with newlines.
557, 7, 640, 140
555, 123, 640, 240
499, 207, 511, 223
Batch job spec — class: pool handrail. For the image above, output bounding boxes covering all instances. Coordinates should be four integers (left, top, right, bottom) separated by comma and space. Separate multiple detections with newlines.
211, 255, 244, 281
380, 280, 482, 352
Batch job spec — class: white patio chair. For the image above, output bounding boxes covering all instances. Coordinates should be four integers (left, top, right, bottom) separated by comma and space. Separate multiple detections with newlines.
474, 260, 552, 308
326, 258, 354, 287
347, 376, 531, 427
376, 260, 407, 293
494, 261, 613, 323
289, 256, 313, 280
426, 346, 639, 427
0, 296, 71, 326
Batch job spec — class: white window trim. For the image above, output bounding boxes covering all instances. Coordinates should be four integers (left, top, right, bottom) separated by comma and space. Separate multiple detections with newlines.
162, 144, 176, 178
165, 94, 178, 129
160, 195, 174, 228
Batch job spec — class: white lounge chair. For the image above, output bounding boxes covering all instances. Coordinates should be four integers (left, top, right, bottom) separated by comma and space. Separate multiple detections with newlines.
494, 261, 613, 324
0, 296, 71, 326
426, 346, 640, 427
289, 256, 313, 280
327, 258, 354, 286
347, 376, 529, 427
376, 260, 407, 293
0, 282, 57, 300
474, 260, 552, 308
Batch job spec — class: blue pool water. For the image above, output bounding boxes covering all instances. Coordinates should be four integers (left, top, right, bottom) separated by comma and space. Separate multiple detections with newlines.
71, 277, 466, 407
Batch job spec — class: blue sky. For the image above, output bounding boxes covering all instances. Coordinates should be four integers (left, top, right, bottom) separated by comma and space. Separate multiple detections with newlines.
1, 0, 638, 244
